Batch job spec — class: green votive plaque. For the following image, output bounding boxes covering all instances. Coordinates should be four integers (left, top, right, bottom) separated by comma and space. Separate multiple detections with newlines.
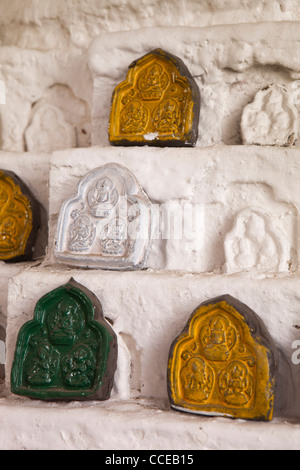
11, 278, 117, 400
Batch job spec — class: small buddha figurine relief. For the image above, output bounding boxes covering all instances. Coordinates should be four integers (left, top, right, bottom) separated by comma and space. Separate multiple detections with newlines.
168, 295, 278, 421
0, 170, 41, 262
55, 163, 151, 270
109, 49, 200, 147
11, 278, 117, 400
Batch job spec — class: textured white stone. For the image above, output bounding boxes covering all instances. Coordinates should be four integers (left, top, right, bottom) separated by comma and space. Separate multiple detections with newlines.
0, 396, 299, 450
48, 145, 300, 274
241, 84, 299, 146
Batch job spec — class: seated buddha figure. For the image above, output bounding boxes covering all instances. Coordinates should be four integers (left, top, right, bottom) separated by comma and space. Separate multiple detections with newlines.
168, 295, 278, 421
11, 278, 117, 400
87, 177, 119, 218
55, 163, 151, 270
0, 215, 19, 251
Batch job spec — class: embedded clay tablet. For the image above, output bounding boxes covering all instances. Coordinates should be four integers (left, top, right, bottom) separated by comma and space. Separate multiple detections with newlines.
0, 320, 5, 380
54, 163, 151, 270
109, 48, 200, 147
0, 170, 41, 262
167, 295, 277, 421
11, 278, 117, 400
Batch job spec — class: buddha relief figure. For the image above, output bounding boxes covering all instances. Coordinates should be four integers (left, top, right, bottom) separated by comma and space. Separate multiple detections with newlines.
0, 170, 41, 262
68, 212, 96, 252
168, 295, 278, 420
55, 163, 151, 270
11, 279, 117, 400
100, 217, 128, 256
109, 49, 200, 146
0, 216, 19, 250
120, 101, 148, 134
25, 104, 76, 154
87, 177, 119, 218
200, 314, 237, 362
152, 99, 182, 133
46, 297, 85, 346
25, 341, 60, 387
137, 63, 169, 100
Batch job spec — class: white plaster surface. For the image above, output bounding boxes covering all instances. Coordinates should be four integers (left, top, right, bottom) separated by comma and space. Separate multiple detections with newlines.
48, 145, 300, 274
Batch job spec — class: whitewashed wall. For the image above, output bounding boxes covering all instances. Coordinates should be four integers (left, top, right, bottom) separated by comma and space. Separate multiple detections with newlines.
1, 0, 300, 450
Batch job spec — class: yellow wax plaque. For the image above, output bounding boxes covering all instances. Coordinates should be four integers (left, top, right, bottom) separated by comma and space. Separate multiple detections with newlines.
109, 49, 200, 147
168, 295, 278, 421
0, 170, 41, 262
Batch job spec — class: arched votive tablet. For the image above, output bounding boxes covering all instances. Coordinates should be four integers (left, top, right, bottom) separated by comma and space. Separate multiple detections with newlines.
109, 48, 200, 147
11, 278, 117, 400
167, 295, 277, 421
0, 170, 41, 262
54, 163, 151, 270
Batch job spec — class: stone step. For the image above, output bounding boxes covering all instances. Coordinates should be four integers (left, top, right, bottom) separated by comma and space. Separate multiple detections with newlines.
5, 266, 300, 419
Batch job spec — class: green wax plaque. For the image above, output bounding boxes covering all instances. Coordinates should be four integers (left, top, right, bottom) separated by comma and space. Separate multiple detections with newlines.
11, 278, 117, 400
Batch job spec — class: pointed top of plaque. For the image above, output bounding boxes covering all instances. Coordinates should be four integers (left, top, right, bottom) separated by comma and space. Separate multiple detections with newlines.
0, 170, 41, 262
168, 295, 278, 421
109, 49, 200, 147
